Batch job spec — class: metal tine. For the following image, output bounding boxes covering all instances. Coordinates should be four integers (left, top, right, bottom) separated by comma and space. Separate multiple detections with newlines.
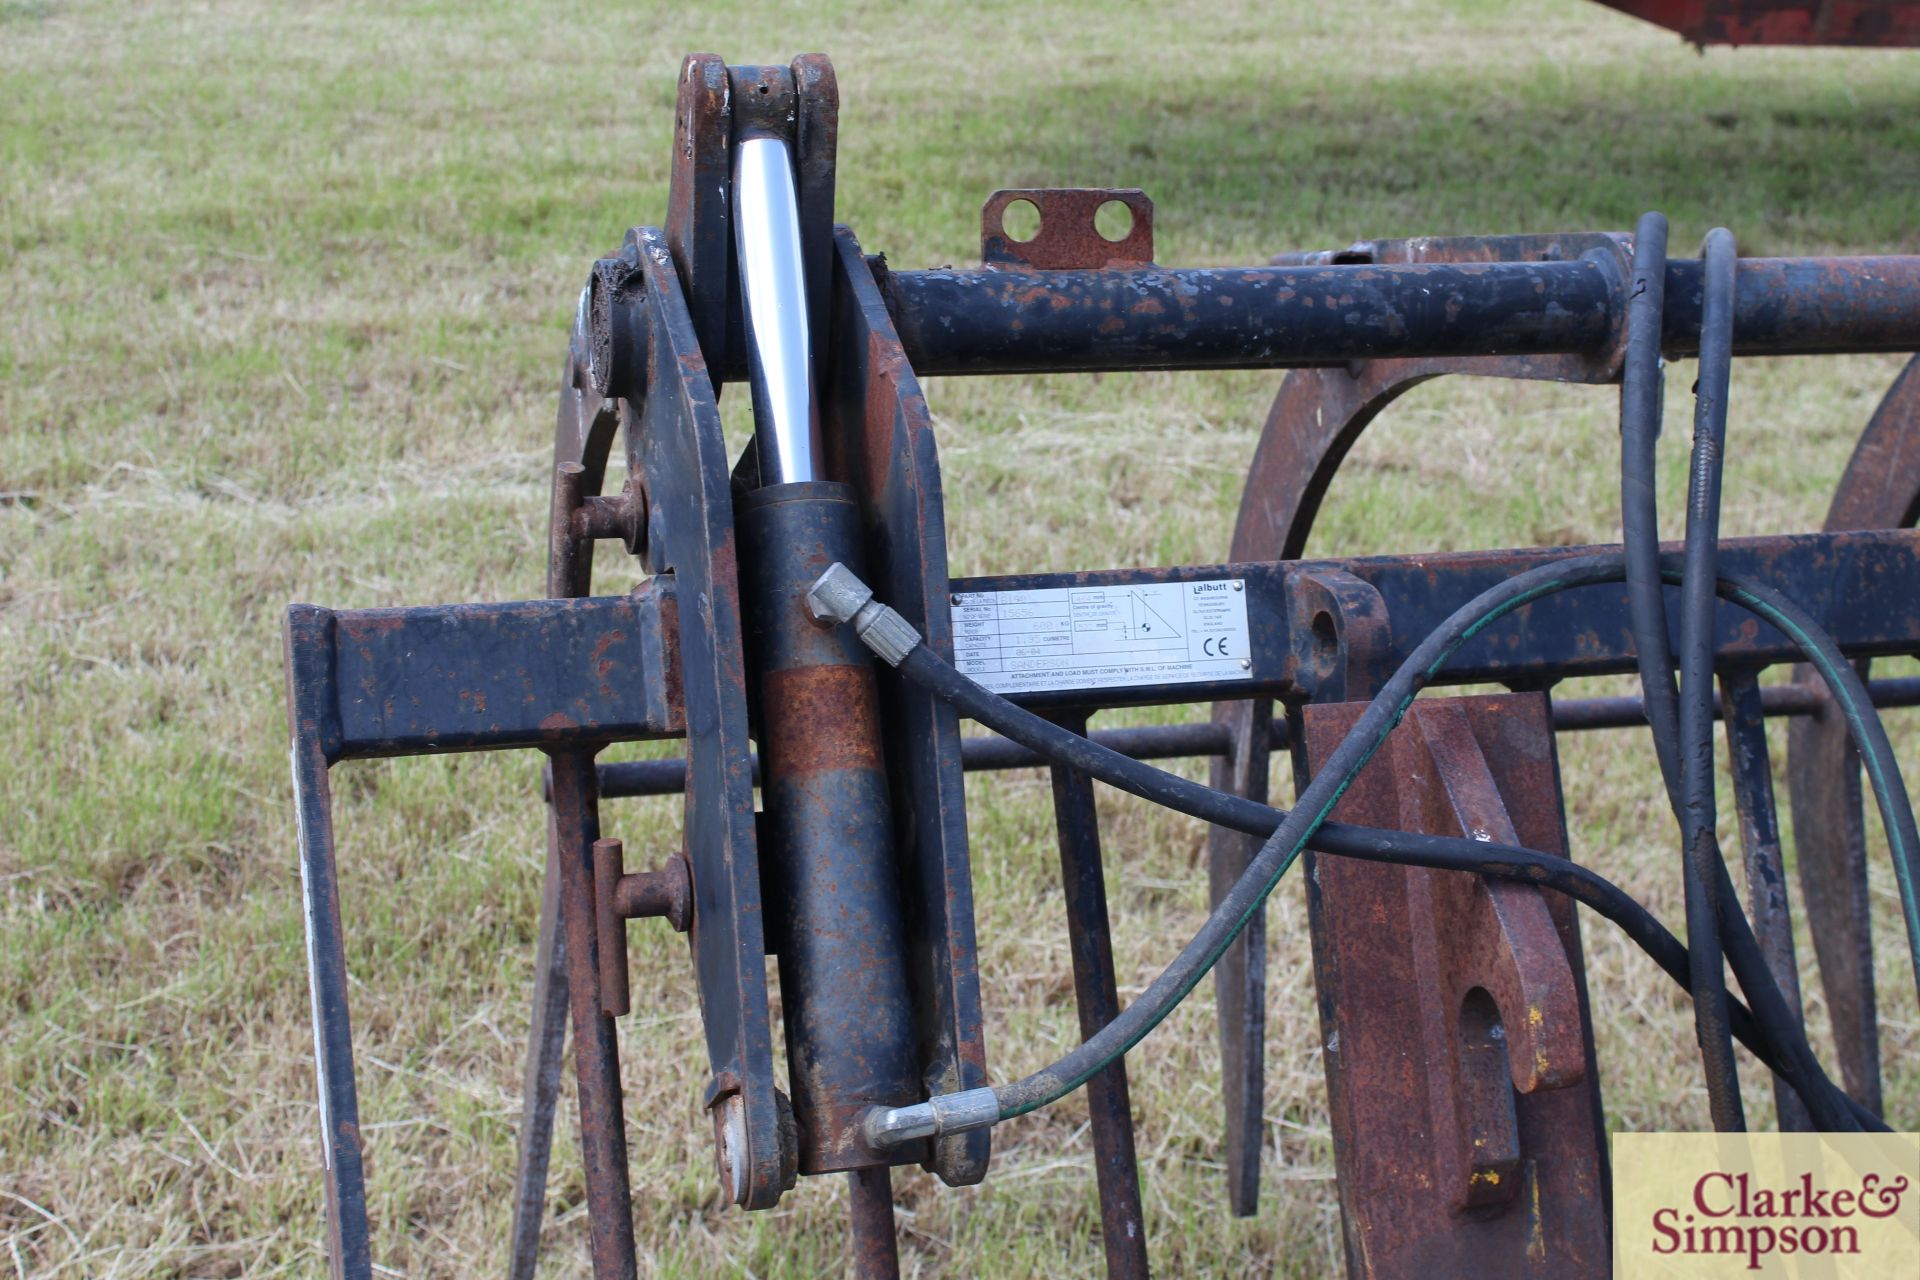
1046, 712, 1150, 1278
1718, 671, 1814, 1131
507, 817, 573, 1279
847, 1166, 902, 1279
549, 751, 639, 1278
509, 456, 597, 1277
285, 607, 374, 1280
1206, 699, 1272, 1220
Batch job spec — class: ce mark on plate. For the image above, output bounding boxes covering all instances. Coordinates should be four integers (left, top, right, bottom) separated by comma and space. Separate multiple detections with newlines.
1201, 636, 1234, 657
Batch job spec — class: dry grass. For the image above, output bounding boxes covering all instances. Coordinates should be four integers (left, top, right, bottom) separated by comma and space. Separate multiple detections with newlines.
2, 0, 1917, 1275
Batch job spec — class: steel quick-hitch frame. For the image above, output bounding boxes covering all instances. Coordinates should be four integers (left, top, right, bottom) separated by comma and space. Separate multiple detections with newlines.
282, 52, 1920, 1279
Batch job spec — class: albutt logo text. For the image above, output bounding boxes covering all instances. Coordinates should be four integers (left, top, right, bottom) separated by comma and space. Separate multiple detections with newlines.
1651, 1170, 1910, 1270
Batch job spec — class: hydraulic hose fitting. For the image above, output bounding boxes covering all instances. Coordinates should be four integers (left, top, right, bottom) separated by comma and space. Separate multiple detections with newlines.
862, 1087, 1000, 1150
806, 562, 923, 665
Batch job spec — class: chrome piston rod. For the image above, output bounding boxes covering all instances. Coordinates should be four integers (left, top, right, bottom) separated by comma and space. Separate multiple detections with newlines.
733, 134, 821, 484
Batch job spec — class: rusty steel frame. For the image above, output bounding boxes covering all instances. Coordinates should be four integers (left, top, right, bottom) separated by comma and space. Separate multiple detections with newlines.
1298, 693, 1610, 1276
277, 50, 1920, 1280
1204, 227, 1920, 1238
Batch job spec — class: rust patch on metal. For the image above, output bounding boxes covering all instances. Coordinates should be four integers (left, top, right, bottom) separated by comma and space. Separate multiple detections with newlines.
764, 664, 885, 776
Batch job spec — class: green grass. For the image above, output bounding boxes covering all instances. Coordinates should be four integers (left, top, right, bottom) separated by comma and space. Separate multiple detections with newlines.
2, 0, 1917, 1274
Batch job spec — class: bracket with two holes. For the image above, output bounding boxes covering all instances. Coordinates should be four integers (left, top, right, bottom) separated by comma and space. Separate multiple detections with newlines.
981, 188, 1154, 270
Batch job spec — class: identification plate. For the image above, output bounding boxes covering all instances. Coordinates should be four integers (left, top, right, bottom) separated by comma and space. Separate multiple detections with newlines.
951, 579, 1254, 695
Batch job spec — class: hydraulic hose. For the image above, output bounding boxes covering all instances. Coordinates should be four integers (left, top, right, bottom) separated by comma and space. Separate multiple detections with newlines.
985, 553, 1600, 1121
817, 551, 1913, 1141
1619, 219, 1920, 1126
1721, 575, 1920, 990
1620, 210, 1684, 809
1677, 227, 1745, 1130
895, 636, 1872, 1132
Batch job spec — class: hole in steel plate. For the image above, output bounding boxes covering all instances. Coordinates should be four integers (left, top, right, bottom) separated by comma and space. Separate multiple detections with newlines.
1095, 199, 1134, 243
1311, 609, 1338, 655
1001, 198, 1041, 244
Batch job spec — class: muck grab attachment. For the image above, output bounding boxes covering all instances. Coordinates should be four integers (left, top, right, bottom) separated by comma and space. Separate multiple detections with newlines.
282, 53, 1920, 1278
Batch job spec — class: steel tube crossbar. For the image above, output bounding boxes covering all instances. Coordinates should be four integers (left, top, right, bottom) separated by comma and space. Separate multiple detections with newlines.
882, 256, 1920, 375
594, 676, 1920, 798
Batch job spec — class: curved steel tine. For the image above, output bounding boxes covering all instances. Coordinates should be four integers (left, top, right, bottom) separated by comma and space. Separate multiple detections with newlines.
1786, 352, 1920, 1117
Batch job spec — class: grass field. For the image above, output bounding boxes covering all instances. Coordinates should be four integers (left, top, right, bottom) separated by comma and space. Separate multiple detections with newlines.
3, 0, 1918, 1275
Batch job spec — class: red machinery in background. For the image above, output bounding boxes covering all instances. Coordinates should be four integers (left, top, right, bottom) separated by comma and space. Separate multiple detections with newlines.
1597, 0, 1920, 44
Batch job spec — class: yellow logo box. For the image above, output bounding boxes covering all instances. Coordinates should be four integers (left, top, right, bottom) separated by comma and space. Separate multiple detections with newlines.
1612, 1133, 1918, 1278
